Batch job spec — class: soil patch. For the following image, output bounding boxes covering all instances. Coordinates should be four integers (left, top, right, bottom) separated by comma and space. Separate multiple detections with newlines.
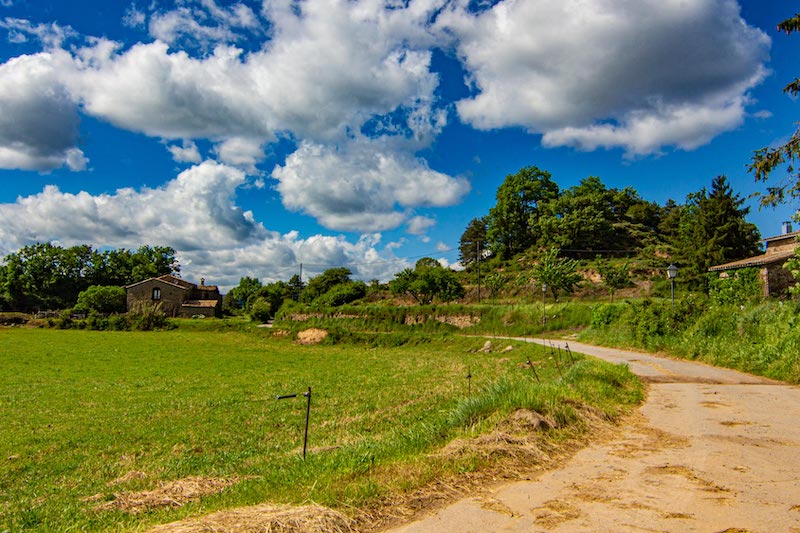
297, 328, 328, 345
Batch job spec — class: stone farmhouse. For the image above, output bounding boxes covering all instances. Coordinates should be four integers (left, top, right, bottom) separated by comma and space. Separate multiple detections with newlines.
125, 274, 222, 317
709, 222, 799, 297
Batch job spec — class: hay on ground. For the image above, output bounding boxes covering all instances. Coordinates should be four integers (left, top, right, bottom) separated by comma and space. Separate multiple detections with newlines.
147, 503, 354, 533
97, 476, 237, 514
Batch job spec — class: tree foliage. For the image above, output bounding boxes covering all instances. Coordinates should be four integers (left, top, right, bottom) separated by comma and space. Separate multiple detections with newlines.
531, 248, 583, 301
749, 13, 800, 209
74, 285, 127, 315
314, 281, 367, 307
671, 176, 761, 285
487, 166, 559, 259
0, 243, 179, 311
389, 259, 465, 304
301, 267, 353, 304
458, 216, 488, 268
228, 276, 263, 311
596, 260, 631, 302
536, 177, 659, 253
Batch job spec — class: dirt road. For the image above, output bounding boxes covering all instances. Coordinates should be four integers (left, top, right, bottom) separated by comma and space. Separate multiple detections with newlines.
390, 340, 800, 532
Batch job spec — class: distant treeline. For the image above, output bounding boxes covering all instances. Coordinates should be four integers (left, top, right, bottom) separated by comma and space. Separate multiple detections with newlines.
0, 243, 179, 311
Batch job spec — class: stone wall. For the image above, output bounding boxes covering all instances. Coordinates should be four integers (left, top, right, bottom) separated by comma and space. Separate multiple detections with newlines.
126, 279, 187, 317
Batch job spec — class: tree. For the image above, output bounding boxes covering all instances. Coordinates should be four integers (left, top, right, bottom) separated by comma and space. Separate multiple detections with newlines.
484, 272, 506, 304
389, 259, 465, 304
749, 14, 800, 209
596, 260, 631, 302
286, 274, 305, 301
487, 166, 559, 259
671, 176, 761, 285
230, 276, 262, 310
130, 245, 179, 282
314, 281, 367, 307
531, 248, 583, 301
250, 281, 290, 319
74, 285, 127, 315
535, 177, 658, 253
0, 242, 181, 311
301, 268, 353, 303
1, 243, 91, 310
459, 216, 488, 268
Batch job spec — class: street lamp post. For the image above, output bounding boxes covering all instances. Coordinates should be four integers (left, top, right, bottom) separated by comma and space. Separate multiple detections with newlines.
542, 283, 547, 326
667, 264, 678, 309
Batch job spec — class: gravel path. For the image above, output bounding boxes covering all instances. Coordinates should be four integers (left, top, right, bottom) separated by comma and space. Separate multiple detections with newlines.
390, 340, 800, 532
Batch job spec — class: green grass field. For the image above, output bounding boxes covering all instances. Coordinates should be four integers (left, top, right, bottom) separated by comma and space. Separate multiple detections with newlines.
0, 325, 642, 531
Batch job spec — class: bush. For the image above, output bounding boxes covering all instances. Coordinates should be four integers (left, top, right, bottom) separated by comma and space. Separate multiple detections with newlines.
108, 315, 129, 331
74, 285, 127, 315
128, 302, 171, 331
313, 281, 367, 307
0, 312, 29, 326
55, 310, 73, 330
250, 297, 274, 323
708, 268, 761, 306
86, 311, 109, 330
589, 303, 625, 328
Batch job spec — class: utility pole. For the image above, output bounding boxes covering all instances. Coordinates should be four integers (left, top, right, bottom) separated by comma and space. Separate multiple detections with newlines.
476, 242, 481, 304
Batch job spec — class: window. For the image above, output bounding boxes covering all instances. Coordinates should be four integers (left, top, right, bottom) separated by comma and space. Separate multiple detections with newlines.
152, 287, 161, 300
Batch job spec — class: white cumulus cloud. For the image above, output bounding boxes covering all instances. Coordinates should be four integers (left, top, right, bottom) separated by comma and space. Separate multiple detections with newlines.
0, 162, 409, 287
439, 0, 770, 156
0, 51, 86, 172
167, 139, 203, 163
214, 137, 265, 174
272, 137, 470, 232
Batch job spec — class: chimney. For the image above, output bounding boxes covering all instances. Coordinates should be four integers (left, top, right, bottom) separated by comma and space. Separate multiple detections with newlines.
200, 277, 205, 287
782, 221, 793, 235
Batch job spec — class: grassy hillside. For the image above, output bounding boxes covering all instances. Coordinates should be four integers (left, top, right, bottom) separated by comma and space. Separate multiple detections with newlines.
581, 298, 800, 383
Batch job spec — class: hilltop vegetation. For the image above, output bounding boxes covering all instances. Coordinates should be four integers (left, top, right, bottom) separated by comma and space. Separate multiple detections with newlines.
461, 168, 762, 289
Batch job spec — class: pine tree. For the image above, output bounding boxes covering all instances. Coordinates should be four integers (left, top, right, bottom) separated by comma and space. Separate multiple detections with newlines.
458, 217, 488, 268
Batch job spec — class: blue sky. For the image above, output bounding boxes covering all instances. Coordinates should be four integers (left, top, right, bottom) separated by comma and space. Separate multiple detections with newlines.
0, 0, 796, 289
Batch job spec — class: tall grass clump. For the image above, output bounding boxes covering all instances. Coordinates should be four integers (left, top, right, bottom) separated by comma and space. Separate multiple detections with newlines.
461, 302, 593, 337
582, 297, 800, 383
448, 359, 643, 432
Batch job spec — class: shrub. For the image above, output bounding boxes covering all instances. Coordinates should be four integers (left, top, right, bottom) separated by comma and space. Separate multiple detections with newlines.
107, 315, 129, 331
0, 312, 29, 326
128, 301, 171, 331
86, 311, 109, 330
74, 285, 127, 315
55, 310, 73, 330
589, 303, 625, 328
250, 297, 274, 323
708, 268, 761, 306
313, 281, 367, 307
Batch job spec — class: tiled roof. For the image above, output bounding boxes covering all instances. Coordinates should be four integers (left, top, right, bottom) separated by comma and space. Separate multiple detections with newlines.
709, 250, 796, 272
124, 277, 188, 290
764, 230, 800, 243
158, 274, 196, 289
181, 300, 220, 308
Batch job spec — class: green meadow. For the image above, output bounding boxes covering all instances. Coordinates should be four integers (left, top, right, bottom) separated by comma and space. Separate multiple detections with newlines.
0, 325, 642, 531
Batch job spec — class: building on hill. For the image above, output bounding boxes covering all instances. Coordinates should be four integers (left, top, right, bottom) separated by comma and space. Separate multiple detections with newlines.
125, 274, 222, 317
709, 222, 799, 297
